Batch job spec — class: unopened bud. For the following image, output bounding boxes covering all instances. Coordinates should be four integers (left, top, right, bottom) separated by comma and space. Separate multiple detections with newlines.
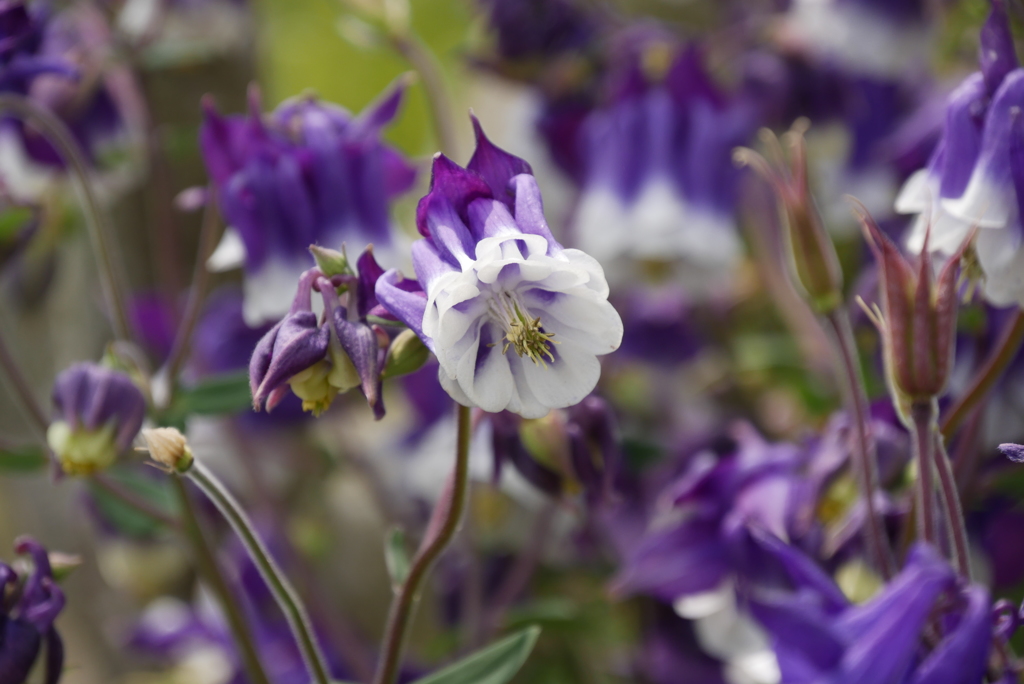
735, 122, 843, 313
382, 328, 430, 379
141, 427, 193, 473
309, 244, 350, 278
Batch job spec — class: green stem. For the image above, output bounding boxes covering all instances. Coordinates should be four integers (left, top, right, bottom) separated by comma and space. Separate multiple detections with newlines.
0, 325, 48, 439
941, 309, 1024, 439
387, 31, 458, 156
169, 475, 271, 684
911, 401, 938, 548
158, 185, 221, 408
372, 403, 473, 684
932, 433, 972, 580
825, 309, 894, 578
186, 461, 333, 684
0, 94, 131, 340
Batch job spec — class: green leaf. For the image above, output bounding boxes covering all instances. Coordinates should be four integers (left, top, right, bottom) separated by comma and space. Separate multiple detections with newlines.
411, 626, 541, 684
177, 371, 253, 416
384, 527, 411, 588
89, 467, 177, 538
0, 206, 33, 242
0, 445, 48, 473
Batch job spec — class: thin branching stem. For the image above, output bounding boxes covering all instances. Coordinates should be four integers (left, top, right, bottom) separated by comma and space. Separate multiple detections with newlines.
373, 403, 473, 684
911, 401, 938, 548
0, 94, 131, 340
932, 433, 972, 579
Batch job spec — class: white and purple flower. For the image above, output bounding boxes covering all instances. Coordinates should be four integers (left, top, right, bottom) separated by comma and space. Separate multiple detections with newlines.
200, 79, 416, 326
376, 117, 622, 419
895, 2, 1024, 308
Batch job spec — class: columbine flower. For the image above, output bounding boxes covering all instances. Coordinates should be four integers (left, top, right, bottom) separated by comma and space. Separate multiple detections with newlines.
895, 1, 1024, 307
249, 246, 388, 419
46, 362, 146, 476
1, 537, 66, 684
569, 40, 752, 280
375, 116, 622, 419
201, 78, 416, 326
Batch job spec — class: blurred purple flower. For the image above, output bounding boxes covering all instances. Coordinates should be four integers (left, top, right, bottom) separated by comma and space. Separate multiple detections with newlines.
477, 0, 596, 64
0, 537, 65, 684
47, 362, 146, 475
201, 78, 416, 326
568, 42, 753, 271
375, 116, 621, 418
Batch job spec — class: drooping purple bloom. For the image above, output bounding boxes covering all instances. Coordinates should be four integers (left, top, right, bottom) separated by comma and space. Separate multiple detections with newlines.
248, 246, 388, 419
0, 1, 73, 95
476, 0, 596, 64
201, 79, 416, 326
569, 42, 753, 275
47, 362, 146, 475
0, 537, 65, 684
375, 116, 622, 419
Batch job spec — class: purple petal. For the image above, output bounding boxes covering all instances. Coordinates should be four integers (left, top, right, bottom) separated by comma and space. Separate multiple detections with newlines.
352, 74, 408, 137
980, 0, 1018, 96
356, 246, 386, 319
937, 73, 987, 199
375, 269, 432, 351
330, 311, 384, 420
510, 174, 560, 251
466, 114, 533, 210
250, 312, 329, 408
999, 443, 1024, 463
416, 154, 492, 239
909, 585, 992, 684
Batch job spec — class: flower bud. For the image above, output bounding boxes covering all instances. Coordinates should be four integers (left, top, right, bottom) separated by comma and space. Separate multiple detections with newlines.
48, 363, 146, 476
735, 122, 844, 314
382, 328, 431, 379
140, 427, 193, 473
855, 202, 964, 409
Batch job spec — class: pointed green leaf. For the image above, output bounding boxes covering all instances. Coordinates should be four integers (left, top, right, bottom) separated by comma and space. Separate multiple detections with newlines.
177, 370, 253, 416
0, 445, 47, 472
384, 527, 411, 588
410, 626, 541, 684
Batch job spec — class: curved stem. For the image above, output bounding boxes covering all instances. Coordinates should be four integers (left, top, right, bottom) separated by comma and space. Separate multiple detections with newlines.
387, 31, 458, 156
0, 94, 131, 340
158, 185, 221, 408
911, 402, 938, 548
0, 325, 48, 438
932, 434, 973, 580
941, 309, 1024, 439
825, 309, 894, 578
169, 475, 271, 684
186, 461, 333, 684
373, 403, 473, 684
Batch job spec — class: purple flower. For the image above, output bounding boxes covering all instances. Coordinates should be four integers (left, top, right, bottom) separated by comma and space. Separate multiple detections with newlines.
201, 79, 416, 326
0, 1, 73, 95
375, 116, 622, 418
476, 0, 596, 64
1, 537, 65, 684
46, 362, 146, 475
249, 247, 388, 419
999, 443, 1024, 463
896, 2, 1024, 307
569, 43, 752, 274
747, 533, 993, 684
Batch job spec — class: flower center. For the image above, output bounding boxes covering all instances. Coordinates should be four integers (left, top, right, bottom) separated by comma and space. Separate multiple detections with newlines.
488, 291, 558, 366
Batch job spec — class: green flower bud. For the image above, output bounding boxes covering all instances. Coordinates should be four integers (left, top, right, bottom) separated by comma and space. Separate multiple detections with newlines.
382, 328, 430, 379
46, 420, 118, 476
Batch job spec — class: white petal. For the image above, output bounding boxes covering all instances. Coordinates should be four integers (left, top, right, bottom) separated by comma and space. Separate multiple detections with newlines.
560, 248, 612, 297
979, 238, 1024, 307
206, 227, 247, 272
505, 354, 551, 419
521, 339, 601, 412
457, 322, 515, 413
975, 218, 1023, 271
573, 187, 629, 263
525, 289, 623, 355
242, 258, 307, 327
942, 170, 1014, 228
894, 169, 933, 214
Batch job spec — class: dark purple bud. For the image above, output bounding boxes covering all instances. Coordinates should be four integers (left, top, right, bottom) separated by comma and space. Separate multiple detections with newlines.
490, 411, 563, 496
250, 313, 330, 412
356, 245, 385, 320
329, 307, 384, 420
48, 363, 146, 475
980, 0, 1018, 96
999, 443, 1024, 463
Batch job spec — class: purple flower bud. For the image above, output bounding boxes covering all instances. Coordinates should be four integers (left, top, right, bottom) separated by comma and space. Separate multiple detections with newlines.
250, 270, 330, 412
856, 203, 963, 406
47, 362, 146, 476
999, 442, 1024, 463
1, 537, 65, 684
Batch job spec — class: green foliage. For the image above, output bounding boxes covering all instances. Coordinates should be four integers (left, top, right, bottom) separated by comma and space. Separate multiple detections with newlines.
89, 467, 178, 537
411, 626, 542, 684
0, 445, 48, 473
175, 370, 253, 416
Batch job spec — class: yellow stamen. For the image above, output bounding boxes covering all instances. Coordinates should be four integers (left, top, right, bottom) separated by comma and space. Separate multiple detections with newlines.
488, 292, 559, 367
